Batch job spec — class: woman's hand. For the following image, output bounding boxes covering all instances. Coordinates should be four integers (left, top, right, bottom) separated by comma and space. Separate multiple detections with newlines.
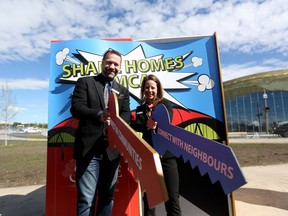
147, 118, 157, 130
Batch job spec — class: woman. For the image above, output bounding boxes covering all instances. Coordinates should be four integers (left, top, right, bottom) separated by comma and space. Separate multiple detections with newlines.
130, 74, 181, 216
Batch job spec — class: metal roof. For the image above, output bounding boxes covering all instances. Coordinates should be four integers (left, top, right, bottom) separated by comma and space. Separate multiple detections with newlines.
223, 69, 288, 101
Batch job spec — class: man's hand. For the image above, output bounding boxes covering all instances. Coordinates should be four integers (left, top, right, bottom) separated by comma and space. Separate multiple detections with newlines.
100, 109, 111, 124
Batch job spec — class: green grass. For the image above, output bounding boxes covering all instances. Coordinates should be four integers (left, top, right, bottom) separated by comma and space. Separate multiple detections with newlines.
0, 140, 287, 188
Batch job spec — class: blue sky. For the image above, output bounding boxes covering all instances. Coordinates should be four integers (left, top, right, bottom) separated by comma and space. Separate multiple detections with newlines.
0, 0, 288, 124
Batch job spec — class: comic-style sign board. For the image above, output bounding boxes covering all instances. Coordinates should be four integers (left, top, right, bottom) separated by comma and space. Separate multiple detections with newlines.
47, 34, 245, 215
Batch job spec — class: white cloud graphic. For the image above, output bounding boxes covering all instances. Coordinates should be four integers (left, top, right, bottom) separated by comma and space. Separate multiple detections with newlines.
191, 56, 203, 67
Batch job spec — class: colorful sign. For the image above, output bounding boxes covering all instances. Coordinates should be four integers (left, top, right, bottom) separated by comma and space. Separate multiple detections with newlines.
48, 36, 225, 129
46, 149, 140, 215
47, 34, 241, 215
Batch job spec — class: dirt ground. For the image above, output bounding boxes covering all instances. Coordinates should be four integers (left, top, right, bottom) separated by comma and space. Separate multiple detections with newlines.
229, 142, 288, 167
0, 140, 47, 188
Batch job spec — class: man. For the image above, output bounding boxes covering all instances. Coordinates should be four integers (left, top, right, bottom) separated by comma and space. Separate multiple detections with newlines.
70, 48, 131, 216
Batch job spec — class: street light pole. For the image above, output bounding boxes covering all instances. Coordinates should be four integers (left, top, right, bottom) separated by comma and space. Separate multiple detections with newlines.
263, 90, 269, 134
256, 102, 262, 133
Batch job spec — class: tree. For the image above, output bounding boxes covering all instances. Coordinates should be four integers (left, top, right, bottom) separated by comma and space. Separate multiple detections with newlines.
0, 82, 17, 146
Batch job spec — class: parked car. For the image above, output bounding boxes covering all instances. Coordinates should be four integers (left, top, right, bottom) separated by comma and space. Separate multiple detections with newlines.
22, 127, 42, 134
273, 121, 288, 137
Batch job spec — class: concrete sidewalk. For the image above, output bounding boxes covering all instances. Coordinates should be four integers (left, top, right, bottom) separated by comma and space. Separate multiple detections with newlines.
234, 163, 288, 216
0, 185, 45, 216
0, 164, 288, 216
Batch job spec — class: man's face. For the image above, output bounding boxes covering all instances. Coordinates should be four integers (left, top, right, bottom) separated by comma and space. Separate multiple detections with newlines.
102, 53, 121, 81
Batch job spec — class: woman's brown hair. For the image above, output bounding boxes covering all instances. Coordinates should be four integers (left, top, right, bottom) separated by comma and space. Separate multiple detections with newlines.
140, 74, 165, 106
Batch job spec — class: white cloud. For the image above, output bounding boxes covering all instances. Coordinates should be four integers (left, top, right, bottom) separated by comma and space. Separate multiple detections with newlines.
1, 0, 287, 124
0, 78, 49, 90
222, 58, 288, 81
8, 106, 27, 113
0, 0, 288, 63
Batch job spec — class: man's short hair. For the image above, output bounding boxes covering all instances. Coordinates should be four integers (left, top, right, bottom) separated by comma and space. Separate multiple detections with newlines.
102, 48, 122, 61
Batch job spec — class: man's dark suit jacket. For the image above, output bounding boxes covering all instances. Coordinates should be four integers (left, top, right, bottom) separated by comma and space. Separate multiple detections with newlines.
70, 75, 131, 160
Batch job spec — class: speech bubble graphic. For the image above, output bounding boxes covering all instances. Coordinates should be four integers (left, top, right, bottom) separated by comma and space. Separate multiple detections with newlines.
152, 104, 247, 194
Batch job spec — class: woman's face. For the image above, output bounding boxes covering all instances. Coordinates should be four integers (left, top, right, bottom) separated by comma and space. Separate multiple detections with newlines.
144, 80, 157, 103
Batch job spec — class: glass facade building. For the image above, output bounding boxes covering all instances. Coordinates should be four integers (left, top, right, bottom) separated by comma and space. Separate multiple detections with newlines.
223, 69, 288, 133
225, 90, 288, 133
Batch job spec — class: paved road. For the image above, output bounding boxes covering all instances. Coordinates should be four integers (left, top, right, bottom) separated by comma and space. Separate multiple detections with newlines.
229, 137, 288, 144
1, 132, 287, 143
0, 134, 47, 142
